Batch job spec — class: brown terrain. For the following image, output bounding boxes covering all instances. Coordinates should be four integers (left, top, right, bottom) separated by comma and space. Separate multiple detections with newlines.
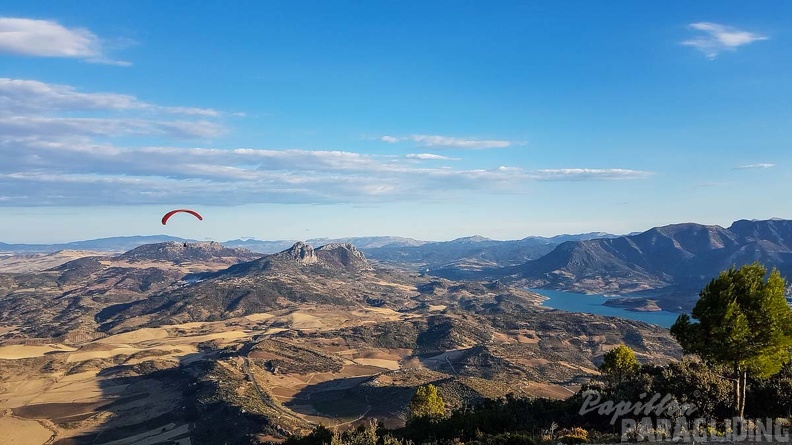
0, 241, 681, 444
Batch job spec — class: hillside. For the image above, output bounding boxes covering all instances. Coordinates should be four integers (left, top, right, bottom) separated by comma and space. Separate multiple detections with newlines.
0, 241, 681, 443
453, 219, 792, 311
0, 242, 262, 339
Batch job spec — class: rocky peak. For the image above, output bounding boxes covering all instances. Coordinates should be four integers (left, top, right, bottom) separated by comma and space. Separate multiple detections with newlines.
276, 242, 318, 264
315, 243, 370, 270
315, 242, 361, 253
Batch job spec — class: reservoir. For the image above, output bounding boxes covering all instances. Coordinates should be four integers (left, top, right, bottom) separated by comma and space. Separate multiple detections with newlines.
530, 288, 681, 328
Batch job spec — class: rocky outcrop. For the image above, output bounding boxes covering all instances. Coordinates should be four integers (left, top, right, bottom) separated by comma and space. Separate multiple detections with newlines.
274, 242, 317, 265
315, 243, 370, 271
118, 241, 259, 264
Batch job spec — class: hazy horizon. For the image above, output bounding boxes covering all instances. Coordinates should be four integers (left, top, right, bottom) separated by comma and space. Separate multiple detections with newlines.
2, 213, 786, 245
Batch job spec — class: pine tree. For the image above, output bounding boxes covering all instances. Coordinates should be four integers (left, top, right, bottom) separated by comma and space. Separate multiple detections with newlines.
671, 263, 792, 418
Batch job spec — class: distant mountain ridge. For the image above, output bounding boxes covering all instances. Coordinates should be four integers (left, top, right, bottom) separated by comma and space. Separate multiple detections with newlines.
0, 235, 190, 253
361, 232, 623, 269
446, 218, 792, 311
0, 233, 620, 270
0, 235, 429, 254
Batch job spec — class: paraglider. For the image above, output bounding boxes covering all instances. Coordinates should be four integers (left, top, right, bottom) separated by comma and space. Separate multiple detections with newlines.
161, 209, 203, 225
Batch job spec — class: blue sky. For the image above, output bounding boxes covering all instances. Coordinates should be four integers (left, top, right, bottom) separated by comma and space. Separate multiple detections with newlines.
1, 1, 791, 243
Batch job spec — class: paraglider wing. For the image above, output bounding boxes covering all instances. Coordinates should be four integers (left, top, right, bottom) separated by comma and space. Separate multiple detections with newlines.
161, 209, 203, 225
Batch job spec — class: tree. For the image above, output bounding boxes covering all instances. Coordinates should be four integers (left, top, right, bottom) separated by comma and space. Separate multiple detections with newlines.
655, 358, 733, 419
670, 263, 792, 418
600, 345, 640, 384
408, 384, 446, 419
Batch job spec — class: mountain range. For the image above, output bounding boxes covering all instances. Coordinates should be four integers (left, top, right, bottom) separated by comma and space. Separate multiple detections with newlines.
0, 235, 429, 254
360, 232, 621, 270
0, 232, 620, 268
428, 219, 792, 311
4, 218, 792, 314
0, 239, 679, 443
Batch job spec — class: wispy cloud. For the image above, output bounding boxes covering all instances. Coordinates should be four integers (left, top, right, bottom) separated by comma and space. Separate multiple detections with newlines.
0, 17, 131, 65
0, 137, 653, 206
682, 22, 768, 59
0, 77, 651, 206
0, 116, 225, 139
381, 134, 513, 149
0, 78, 226, 140
380, 136, 399, 143
531, 168, 653, 181
0, 78, 218, 116
405, 153, 460, 161
735, 163, 775, 169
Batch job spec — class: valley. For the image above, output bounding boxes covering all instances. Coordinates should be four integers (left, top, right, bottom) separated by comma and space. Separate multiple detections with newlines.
3, 219, 792, 443
0, 240, 681, 444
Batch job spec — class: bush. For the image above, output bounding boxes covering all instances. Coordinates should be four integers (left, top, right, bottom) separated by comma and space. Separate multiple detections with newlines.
556, 427, 588, 444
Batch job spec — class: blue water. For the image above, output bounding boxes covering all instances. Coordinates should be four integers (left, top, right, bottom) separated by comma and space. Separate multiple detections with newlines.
530, 288, 681, 328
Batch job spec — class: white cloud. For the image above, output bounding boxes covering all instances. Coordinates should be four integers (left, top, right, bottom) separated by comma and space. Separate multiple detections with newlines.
162, 106, 219, 117
532, 168, 653, 181
0, 77, 651, 207
381, 134, 513, 149
682, 22, 768, 59
0, 78, 218, 116
405, 153, 460, 161
0, 78, 226, 141
735, 163, 775, 169
0, 136, 654, 206
0, 116, 225, 140
0, 17, 130, 65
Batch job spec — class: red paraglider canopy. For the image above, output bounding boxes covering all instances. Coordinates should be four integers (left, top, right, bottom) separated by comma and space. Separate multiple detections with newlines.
161, 209, 203, 225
